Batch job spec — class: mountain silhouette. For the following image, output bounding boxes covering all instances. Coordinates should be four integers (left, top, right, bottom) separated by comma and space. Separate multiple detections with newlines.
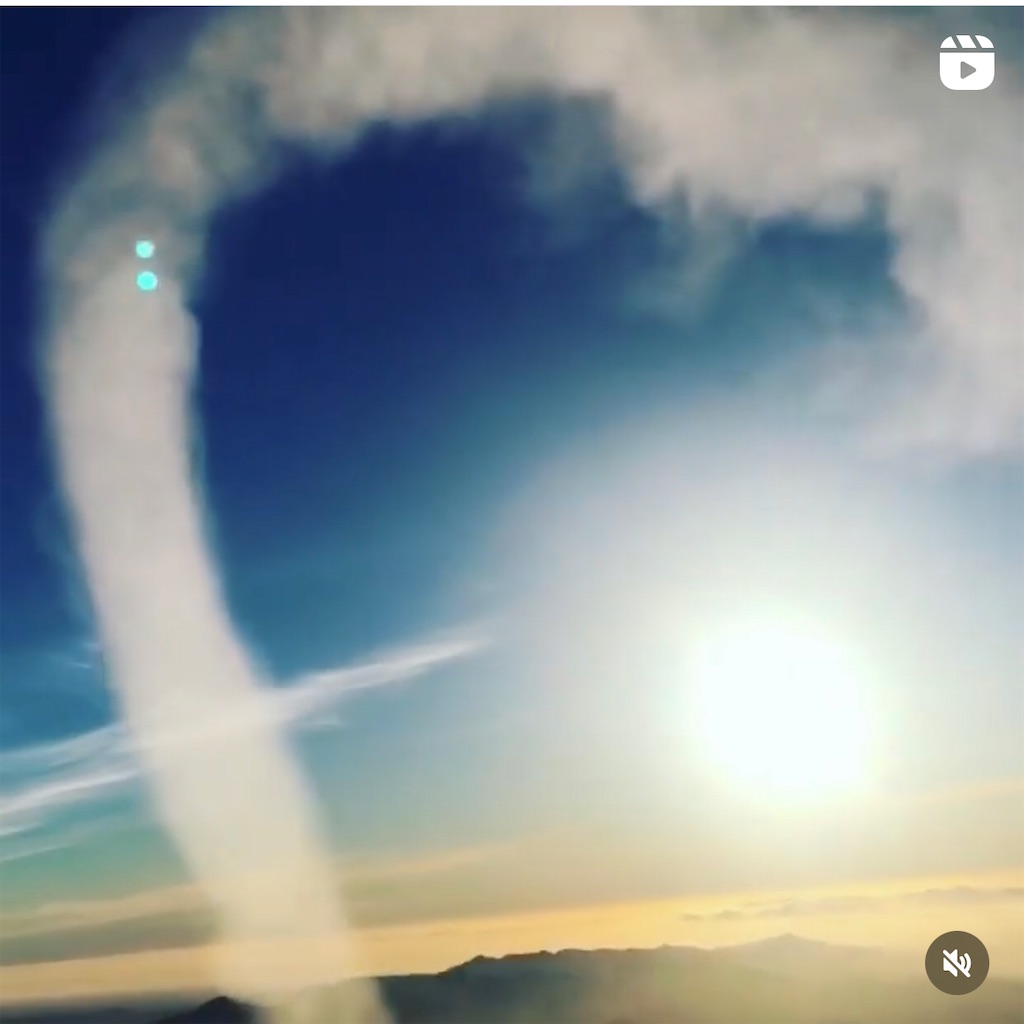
5, 937, 1023, 1024
155, 996, 257, 1023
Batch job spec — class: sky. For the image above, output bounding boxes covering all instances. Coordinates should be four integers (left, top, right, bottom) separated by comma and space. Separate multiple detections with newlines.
1, 6, 1022, 1008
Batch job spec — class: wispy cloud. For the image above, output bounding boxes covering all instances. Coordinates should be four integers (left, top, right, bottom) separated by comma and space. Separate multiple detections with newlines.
0, 723, 136, 844
0, 723, 125, 777
678, 884, 1024, 923
0, 882, 209, 940
0, 628, 489, 843
0, 838, 521, 948
343, 842, 516, 887
0, 812, 144, 867
273, 629, 490, 729
0, 764, 138, 826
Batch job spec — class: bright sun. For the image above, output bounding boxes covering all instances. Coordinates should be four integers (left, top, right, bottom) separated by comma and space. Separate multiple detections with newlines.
692, 616, 870, 801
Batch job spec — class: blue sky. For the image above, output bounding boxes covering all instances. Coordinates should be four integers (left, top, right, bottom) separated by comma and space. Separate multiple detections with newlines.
1, 6, 1022, 998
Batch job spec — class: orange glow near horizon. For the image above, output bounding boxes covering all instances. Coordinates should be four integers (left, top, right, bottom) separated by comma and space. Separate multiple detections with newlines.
2, 867, 1021, 1008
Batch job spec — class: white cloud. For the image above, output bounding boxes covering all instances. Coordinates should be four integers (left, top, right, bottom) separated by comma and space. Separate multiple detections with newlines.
0, 723, 125, 777
50, 9, 1023, 457
0, 764, 138, 826
0, 628, 488, 843
273, 629, 489, 729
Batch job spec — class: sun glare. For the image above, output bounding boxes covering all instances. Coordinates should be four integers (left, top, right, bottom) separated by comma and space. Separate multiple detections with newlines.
693, 616, 870, 801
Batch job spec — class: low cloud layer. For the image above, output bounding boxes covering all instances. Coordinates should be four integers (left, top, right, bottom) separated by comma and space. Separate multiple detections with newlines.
3, 862, 1020, 971
679, 885, 1024, 923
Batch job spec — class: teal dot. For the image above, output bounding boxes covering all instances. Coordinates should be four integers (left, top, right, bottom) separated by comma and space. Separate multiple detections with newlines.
136, 271, 159, 292
135, 240, 155, 259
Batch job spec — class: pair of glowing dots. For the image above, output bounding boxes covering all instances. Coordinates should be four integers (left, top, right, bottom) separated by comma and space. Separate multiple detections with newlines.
135, 240, 158, 291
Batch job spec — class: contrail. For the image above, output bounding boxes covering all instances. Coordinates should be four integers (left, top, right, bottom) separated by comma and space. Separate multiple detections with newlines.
38, 9, 1021, 1023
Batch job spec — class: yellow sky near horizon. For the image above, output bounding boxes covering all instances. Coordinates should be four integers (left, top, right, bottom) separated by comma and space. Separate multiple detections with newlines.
3, 772, 1022, 1009
2, 865, 1022, 1007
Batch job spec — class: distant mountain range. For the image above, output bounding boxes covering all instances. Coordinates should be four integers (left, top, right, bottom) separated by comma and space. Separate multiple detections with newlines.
5, 935, 1021, 1024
